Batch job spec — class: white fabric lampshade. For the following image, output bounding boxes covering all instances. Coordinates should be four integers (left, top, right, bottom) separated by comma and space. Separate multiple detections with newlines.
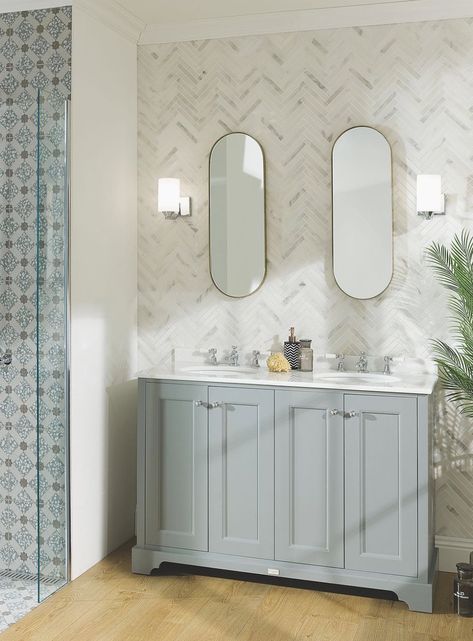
417, 175, 443, 213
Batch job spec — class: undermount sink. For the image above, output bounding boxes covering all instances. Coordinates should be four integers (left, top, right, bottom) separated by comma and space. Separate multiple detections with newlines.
181, 365, 256, 377
314, 371, 401, 384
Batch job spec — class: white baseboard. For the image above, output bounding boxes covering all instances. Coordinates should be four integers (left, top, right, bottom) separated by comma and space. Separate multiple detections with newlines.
435, 536, 473, 572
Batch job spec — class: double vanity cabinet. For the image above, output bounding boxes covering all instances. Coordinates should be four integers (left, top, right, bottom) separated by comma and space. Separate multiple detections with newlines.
132, 370, 437, 612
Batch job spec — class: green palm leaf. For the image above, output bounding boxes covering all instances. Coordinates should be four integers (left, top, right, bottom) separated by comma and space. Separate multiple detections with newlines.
427, 230, 473, 416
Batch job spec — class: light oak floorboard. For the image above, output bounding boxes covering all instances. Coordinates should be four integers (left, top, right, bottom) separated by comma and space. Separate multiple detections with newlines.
1, 543, 472, 641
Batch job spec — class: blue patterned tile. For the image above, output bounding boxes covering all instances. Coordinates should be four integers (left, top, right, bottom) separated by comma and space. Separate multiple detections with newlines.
1, 509, 17, 529
0, 75, 18, 95
0, 5, 70, 602
0, 216, 19, 235
13, 492, 33, 514
0, 398, 18, 420
1, 252, 18, 274
0, 40, 19, 60
0, 290, 17, 311
16, 21, 34, 42
0, 109, 18, 130
13, 454, 33, 476
0, 471, 17, 494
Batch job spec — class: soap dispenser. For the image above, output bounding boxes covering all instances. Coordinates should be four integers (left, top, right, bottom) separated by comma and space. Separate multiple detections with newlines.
284, 327, 301, 370
300, 339, 314, 372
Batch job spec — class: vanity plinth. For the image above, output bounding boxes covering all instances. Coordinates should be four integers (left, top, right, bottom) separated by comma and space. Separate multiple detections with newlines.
132, 366, 437, 613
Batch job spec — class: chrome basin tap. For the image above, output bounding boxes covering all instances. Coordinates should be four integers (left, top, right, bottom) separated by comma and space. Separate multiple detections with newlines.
383, 355, 393, 375
252, 350, 261, 368
208, 348, 218, 365
228, 346, 239, 366
356, 352, 369, 373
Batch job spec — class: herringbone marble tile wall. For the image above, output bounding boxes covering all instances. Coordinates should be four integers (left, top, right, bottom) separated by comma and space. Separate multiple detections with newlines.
138, 18, 473, 539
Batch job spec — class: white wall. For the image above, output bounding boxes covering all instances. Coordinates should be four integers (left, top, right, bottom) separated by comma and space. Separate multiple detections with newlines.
71, 5, 138, 579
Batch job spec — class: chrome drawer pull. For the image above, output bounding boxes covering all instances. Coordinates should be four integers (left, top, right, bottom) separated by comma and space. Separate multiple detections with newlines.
209, 402, 223, 409
330, 409, 340, 416
345, 411, 359, 418
194, 401, 204, 407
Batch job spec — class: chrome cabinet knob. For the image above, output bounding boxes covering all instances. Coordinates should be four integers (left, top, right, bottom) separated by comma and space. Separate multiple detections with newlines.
209, 402, 222, 409
194, 400, 204, 407
330, 409, 340, 416
345, 411, 359, 418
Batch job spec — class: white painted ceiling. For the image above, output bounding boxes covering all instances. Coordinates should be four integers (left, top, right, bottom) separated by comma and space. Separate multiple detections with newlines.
117, 0, 410, 24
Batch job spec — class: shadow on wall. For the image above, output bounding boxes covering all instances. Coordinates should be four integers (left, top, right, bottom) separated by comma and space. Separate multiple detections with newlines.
107, 379, 138, 552
434, 387, 473, 538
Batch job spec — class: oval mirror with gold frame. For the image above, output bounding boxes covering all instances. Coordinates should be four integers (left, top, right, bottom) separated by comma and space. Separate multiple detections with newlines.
332, 126, 393, 300
209, 132, 266, 298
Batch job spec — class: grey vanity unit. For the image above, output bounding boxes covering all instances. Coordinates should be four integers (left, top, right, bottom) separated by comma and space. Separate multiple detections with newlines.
132, 372, 437, 612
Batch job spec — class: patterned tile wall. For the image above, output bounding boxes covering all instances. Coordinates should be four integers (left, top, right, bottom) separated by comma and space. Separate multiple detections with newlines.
138, 18, 473, 540
0, 7, 71, 577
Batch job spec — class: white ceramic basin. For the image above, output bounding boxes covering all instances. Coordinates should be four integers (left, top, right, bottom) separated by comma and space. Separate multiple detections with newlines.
314, 371, 401, 384
181, 366, 256, 377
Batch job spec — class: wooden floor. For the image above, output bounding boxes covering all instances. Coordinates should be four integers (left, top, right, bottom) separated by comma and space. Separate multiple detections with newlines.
1, 543, 471, 641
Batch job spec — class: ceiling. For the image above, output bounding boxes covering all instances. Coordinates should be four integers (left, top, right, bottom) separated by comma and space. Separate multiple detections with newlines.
116, 0, 410, 25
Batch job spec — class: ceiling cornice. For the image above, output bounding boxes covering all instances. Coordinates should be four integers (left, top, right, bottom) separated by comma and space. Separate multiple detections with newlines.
139, 0, 473, 45
1, 1, 70, 12
74, 0, 145, 44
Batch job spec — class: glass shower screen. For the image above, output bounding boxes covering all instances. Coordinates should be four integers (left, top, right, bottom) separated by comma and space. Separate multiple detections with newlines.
0, 87, 69, 604
36, 89, 69, 601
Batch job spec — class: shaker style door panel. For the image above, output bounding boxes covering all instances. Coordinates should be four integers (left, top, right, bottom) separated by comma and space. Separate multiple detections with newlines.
275, 390, 344, 568
145, 383, 208, 550
209, 387, 274, 559
345, 394, 418, 577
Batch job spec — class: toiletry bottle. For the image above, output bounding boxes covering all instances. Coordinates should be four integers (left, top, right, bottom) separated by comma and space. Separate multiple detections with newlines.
454, 563, 473, 617
300, 339, 314, 372
284, 327, 301, 370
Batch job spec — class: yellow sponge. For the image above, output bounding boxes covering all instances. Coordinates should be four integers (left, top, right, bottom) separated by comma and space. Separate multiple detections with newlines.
267, 352, 291, 373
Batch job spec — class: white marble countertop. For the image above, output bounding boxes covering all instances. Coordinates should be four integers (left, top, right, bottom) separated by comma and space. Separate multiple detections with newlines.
138, 363, 438, 395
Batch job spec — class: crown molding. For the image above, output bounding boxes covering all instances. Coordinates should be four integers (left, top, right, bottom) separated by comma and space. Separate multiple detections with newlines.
140, 0, 473, 45
0, 1, 70, 11
74, 0, 145, 44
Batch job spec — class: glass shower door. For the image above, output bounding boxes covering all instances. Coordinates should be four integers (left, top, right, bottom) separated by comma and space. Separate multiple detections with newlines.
0, 85, 69, 617
0, 90, 44, 607
36, 89, 69, 601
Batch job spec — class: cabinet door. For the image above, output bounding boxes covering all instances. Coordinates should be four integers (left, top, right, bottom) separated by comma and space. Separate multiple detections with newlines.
209, 387, 274, 559
145, 382, 208, 550
275, 390, 344, 568
345, 394, 418, 577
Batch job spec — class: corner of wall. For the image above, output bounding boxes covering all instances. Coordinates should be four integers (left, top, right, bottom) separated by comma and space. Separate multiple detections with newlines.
70, 6, 138, 579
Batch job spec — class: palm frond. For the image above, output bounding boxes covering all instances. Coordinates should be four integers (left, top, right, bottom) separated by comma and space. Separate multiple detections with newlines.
427, 230, 473, 416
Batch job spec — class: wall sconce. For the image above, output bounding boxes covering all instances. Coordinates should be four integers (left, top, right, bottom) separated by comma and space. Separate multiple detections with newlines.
158, 178, 191, 220
416, 175, 445, 220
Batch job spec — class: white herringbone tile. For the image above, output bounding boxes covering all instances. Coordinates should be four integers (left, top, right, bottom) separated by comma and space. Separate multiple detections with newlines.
138, 18, 473, 540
